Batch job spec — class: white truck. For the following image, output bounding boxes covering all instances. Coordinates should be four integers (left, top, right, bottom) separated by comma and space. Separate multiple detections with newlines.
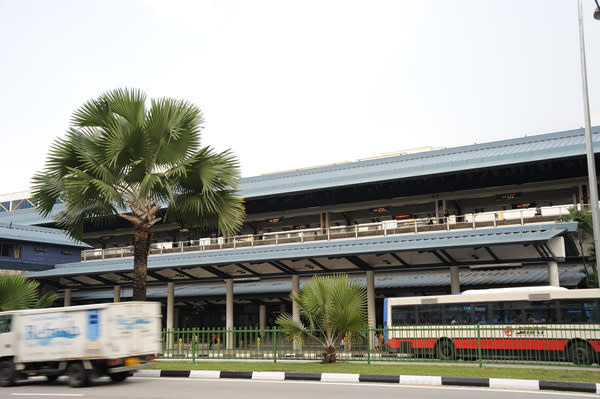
0, 302, 161, 387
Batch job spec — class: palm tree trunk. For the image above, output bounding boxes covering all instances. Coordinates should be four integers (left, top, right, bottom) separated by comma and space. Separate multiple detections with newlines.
322, 345, 337, 363
132, 227, 152, 301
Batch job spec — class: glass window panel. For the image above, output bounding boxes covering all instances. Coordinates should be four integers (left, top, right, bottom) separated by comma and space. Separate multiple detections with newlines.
391, 306, 417, 326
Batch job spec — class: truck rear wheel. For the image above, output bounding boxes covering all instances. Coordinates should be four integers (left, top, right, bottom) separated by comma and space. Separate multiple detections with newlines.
67, 363, 89, 388
0, 360, 16, 387
109, 372, 129, 383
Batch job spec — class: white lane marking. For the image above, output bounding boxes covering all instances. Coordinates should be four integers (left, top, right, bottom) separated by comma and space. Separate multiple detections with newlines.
10, 394, 84, 397
130, 377, 596, 397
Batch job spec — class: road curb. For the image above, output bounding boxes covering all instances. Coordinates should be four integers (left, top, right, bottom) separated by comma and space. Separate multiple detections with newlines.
134, 369, 600, 394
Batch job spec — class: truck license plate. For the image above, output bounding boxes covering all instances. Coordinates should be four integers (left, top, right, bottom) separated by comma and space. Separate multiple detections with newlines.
125, 357, 140, 366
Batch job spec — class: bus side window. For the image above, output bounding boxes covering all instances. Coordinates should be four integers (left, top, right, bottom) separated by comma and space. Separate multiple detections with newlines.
391, 306, 416, 326
473, 303, 488, 324
0, 315, 12, 333
559, 299, 597, 323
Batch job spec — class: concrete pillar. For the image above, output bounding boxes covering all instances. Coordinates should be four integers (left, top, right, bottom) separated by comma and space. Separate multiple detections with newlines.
292, 275, 301, 352
64, 288, 71, 307
259, 304, 266, 330
548, 261, 560, 287
174, 307, 180, 329
167, 282, 174, 330
366, 270, 376, 349
113, 286, 120, 302
450, 267, 460, 294
226, 279, 234, 350
366, 271, 376, 327
279, 303, 287, 314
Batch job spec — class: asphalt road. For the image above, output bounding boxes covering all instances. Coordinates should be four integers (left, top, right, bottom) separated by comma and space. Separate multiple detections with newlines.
0, 376, 596, 399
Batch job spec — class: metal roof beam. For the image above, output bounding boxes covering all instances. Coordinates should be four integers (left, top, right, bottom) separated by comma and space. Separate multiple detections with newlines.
173, 268, 198, 280
147, 270, 169, 282
269, 261, 296, 275
345, 256, 373, 271
389, 253, 409, 266
430, 251, 450, 265
484, 247, 500, 261
235, 263, 261, 276
88, 274, 117, 286
532, 243, 550, 260
67, 276, 92, 286
439, 249, 457, 265
203, 266, 232, 279
306, 258, 330, 271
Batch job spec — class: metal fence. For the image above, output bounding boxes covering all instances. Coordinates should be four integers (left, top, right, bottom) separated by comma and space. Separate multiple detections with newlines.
160, 324, 600, 367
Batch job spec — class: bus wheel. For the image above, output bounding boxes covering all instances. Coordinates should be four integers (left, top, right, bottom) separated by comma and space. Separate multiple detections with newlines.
435, 339, 456, 361
0, 359, 16, 387
567, 341, 594, 365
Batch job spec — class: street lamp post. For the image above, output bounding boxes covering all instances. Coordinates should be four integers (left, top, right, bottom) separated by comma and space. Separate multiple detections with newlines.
578, 0, 600, 285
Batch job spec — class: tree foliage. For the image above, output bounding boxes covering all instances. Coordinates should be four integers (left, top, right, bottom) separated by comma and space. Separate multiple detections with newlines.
557, 207, 596, 287
276, 274, 367, 363
0, 274, 58, 311
31, 88, 246, 300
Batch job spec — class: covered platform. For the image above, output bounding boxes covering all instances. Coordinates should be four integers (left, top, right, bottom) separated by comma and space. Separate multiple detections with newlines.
25, 221, 581, 342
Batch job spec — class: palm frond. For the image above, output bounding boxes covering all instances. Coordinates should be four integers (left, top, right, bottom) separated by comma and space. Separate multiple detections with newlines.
0, 275, 42, 311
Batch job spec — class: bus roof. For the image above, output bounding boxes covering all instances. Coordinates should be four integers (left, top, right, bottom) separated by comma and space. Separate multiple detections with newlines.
461, 286, 568, 295
385, 287, 600, 306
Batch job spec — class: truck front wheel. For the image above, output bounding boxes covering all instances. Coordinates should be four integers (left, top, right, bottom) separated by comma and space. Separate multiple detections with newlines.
67, 363, 89, 388
0, 360, 16, 387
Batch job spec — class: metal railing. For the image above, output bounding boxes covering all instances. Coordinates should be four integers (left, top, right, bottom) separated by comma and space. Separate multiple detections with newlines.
82, 205, 577, 261
160, 324, 600, 367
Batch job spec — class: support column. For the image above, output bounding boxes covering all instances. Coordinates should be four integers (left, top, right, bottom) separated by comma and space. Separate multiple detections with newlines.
450, 267, 460, 294
292, 275, 301, 352
366, 270, 376, 349
174, 307, 180, 329
64, 288, 71, 307
113, 286, 120, 302
259, 304, 266, 330
226, 279, 234, 350
167, 282, 174, 330
548, 261, 560, 287
279, 303, 287, 314
320, 211, 330, 234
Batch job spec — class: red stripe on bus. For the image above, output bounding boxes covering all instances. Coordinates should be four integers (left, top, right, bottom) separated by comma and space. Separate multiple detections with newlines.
387, 338, 592, 351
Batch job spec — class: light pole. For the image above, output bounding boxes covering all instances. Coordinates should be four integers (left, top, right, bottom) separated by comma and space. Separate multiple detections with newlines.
578, 0, 600, 285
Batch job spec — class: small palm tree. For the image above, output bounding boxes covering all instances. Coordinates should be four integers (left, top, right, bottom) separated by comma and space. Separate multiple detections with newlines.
557, 207, 596, 286
0, 274, 58, 311
276, 274, 367, 363
32, 88, 246, 300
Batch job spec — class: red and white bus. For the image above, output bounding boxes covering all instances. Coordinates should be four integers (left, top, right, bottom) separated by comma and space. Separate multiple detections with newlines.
383, 286, 600, 364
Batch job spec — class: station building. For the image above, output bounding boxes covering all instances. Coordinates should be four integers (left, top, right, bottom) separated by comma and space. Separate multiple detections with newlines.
0, 126, 598, 331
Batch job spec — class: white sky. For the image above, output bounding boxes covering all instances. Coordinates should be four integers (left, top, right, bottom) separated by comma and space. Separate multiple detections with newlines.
1, 0, 599, 195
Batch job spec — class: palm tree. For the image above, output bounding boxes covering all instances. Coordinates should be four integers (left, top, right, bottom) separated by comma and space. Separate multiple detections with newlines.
276, 274, 367, 363
557, 207, 595, 286
32, 88, 245, 301
0, 274, 58, 311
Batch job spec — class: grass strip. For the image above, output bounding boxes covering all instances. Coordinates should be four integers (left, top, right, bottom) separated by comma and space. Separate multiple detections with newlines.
150, 361, 600, 383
